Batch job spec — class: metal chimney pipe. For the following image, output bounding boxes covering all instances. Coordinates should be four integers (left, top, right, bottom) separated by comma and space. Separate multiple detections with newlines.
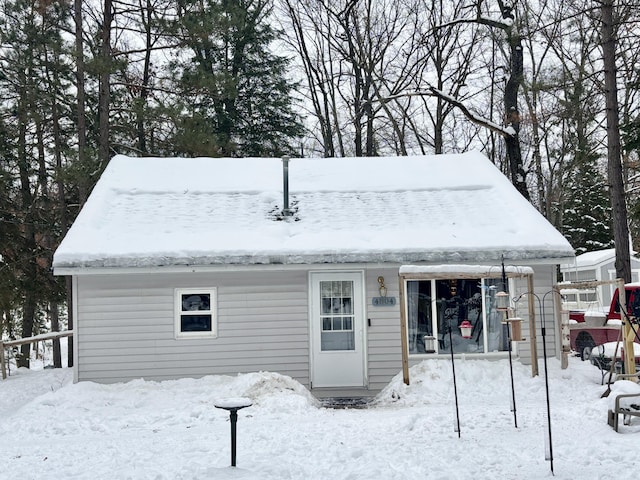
282, 156, 291, 217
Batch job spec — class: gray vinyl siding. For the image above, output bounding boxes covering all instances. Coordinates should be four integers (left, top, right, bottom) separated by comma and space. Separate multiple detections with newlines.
73, 262, 562, 392
75, 270, 310, 384
75, 267, 407, 390
364, 268, 403, 393
512, 264, 558, 368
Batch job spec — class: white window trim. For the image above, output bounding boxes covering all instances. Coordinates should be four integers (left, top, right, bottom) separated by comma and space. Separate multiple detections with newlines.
174, 287, 218, 339
403, 277, 514, 358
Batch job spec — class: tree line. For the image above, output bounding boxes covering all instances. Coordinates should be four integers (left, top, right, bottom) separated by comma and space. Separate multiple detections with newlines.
1, 0, 639, 366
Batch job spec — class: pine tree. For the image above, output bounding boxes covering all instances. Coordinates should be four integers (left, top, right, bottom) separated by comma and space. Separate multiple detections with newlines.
169, 0, 304, 157
0, 0, 74, 365
561, 158, 614, 255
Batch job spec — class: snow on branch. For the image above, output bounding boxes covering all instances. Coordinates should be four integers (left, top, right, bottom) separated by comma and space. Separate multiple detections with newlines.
479, 15, 514, 28
426, 86, 515, 137
380, 88, 515, 138
437, 15, 513, 31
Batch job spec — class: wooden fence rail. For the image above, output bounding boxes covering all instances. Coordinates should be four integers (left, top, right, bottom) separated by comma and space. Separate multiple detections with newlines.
1, 330, 73, 380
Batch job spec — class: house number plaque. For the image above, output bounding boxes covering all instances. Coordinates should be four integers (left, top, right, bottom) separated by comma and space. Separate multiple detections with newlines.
372, 297, 396, 306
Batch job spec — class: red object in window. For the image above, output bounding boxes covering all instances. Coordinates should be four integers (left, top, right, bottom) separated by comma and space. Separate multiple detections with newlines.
459, 320, 473, 339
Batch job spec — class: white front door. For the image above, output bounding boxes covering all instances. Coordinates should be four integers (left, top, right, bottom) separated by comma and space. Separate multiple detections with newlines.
310, 272, 366, 388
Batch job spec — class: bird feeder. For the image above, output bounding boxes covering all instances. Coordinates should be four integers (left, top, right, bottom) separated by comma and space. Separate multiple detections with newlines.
423, 335, 436, 353
496, 291, 509, 311
459, 320, 473, 339
507, 317, 524, 342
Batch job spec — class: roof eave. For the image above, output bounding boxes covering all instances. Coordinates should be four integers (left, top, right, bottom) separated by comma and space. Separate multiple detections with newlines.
53, 249, 575, 276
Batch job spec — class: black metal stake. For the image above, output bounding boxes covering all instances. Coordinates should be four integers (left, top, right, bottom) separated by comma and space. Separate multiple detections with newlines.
501, 255, 518, 428
514, 291, 555, 476
215, 400, 251, 467
230, 408, 239, 466
449, 325, 461, 438
506, 318, 518, 428
541, 292, 554, 475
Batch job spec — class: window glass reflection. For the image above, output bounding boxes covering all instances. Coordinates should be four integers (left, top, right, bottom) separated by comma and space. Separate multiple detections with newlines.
407, 278, 510, 355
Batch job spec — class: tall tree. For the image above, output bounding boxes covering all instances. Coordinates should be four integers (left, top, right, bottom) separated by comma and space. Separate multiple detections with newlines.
169, 0, 304, 157
0, 0, 73, 366
99, 0, 113, 165
423, 1, 530, 198
601, 0, 631, 282
561, 159, 613, 254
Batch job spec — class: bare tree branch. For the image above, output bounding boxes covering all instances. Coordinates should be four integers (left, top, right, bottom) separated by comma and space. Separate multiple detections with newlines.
380, 89, 515, 138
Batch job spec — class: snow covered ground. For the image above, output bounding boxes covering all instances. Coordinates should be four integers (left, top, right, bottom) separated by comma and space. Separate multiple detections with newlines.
1, 356, 638, 479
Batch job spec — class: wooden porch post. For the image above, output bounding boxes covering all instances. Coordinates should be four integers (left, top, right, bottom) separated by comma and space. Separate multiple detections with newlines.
527, 275, 539, 377
1, 342, 6, 380
398, 274, 410, 385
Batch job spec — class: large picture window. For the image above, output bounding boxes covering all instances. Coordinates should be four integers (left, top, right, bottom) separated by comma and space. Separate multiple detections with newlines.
406, 278, 509, 355
175, 288, 217, 338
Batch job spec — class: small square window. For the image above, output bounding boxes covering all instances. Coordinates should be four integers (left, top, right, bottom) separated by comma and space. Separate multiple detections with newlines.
175, 288, 217, 338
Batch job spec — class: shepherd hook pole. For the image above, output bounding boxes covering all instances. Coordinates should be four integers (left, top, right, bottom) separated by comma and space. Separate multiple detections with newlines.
502, 256, 518, 428
449, 325, 461, 438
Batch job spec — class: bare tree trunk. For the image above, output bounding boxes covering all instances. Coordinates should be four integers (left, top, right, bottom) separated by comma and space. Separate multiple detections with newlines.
602, 0, 631, 282
16, 63, 36, 368
68, 0, 88, 367
137, 0, 153, 153
99, 0, 113, 165
283, 0, 336, 156
75, 0, 88, 203
50, 303, 61, 368
502, 7, 529, 200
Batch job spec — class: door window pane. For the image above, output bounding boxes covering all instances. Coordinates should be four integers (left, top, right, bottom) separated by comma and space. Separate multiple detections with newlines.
322, 317, 332, 330
321, 332, 355, 351
320, 281, 355, 351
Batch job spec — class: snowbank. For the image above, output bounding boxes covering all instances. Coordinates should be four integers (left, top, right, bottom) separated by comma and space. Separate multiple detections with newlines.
1, 358, 638, 479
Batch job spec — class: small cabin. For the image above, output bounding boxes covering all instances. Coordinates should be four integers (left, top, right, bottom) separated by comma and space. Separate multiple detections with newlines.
53, 152, 574, 396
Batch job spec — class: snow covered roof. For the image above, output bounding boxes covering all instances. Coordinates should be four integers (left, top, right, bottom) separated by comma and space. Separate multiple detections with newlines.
561, 248, 639, 270
399, 265, 534, 277
52, 151, 575, 271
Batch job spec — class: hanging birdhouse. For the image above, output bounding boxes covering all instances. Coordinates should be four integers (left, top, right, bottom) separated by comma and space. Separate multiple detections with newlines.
459, 320, 473, 339
508, 317, 524, 342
